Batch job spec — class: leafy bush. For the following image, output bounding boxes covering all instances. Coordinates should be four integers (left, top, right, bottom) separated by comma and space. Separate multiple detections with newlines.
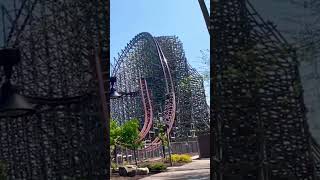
111, 162, 118, 170
171, 154, 180, 163
169, 154, 192, 163
140, 162, 167, 171
179, 154, 192, 163
148, 162, 167, 171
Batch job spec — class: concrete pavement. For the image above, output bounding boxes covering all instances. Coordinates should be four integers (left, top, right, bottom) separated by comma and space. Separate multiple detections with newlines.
140, 157, 210, 180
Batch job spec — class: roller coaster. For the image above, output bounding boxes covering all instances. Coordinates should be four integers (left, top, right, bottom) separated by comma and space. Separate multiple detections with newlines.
110, 32, 210, 151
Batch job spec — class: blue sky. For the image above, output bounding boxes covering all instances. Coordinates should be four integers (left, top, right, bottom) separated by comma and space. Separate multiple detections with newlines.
110, 0, 210, 103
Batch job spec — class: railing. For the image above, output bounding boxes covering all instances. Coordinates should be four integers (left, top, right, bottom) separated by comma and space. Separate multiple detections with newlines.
112, 141, 199, 165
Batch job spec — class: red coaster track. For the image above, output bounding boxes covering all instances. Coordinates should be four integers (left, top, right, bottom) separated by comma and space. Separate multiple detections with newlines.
138, 78, 153, 141
139, 38, 176, 151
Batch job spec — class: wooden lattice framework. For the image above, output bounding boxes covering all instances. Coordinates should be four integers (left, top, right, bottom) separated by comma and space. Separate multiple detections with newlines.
211, 0, 316, 179
0, 0, 109, 179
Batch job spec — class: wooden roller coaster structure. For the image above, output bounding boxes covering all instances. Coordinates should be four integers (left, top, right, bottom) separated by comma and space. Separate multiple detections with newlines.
111, 32, 209, 152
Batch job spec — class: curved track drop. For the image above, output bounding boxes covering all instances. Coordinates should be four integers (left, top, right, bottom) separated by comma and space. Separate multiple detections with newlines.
111, 32, 176, 151
142, 39, 176, 151
111, 32, 210, 153
138, 78, 153, 141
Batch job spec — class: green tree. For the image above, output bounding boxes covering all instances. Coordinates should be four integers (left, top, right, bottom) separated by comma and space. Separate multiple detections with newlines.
119, 119, 142, 166
110, 119, 122, 165
110, 119, 122, 147
157, 123, 168, 159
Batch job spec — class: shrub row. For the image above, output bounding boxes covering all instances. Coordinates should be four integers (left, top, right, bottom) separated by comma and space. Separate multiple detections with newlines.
141, 162, 167, 171
169, 154, 192, 163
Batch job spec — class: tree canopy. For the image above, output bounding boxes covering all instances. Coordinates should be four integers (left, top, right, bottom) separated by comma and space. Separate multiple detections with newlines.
112, 118, 142, 150
110, 119, 122, 149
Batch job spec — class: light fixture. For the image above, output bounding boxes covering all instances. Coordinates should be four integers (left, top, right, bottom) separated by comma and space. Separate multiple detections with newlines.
0, 48, 35, 117
110, 76, 122, 99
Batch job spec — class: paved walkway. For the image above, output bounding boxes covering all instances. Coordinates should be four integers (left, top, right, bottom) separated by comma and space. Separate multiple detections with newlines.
140, 156, 210, 180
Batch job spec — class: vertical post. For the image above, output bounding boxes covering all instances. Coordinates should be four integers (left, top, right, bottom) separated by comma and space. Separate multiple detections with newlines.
186, 138, 189, 154
134, 147, 138, 166
115, 147, 118, 165
125, 148, 128, 164
121, 149, 123, 165
152, 148, 154, 159
136, 149, 139, 163
167, 131, 173, 166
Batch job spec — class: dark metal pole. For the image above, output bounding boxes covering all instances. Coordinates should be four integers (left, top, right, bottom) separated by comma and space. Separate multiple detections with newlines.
198, 0, 210, 35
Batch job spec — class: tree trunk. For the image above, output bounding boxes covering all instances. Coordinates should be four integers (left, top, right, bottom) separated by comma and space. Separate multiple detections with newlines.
134, 147, 138, 166
162, 140, 166, 159
114, 145, 117, 165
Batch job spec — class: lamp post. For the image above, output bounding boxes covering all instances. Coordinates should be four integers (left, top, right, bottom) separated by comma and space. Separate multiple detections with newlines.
109, 77, 139, 98
109, 76, 122, 167
110, 76, 122, 99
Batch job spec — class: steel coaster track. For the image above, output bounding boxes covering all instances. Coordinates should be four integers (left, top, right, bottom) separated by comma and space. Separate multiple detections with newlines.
111, 32, 176, 151
138, 78, 153, 141
139, 37, 176, 151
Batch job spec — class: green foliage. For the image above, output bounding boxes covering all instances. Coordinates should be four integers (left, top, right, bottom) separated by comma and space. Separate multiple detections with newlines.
111, 162, 118, 170
149, 163, 167, 171
119, 119, 142, 149
158, 133, 168, 147
0, 161, 7, 180
110, 118, 143, 150
178, 154, 192, 163
110, 118, 142, 166
110, 119, 122, 148
157, 123, 168, 147
171, 154, 181, 163
169, 154, 192, 163
143, 162, 167, 171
